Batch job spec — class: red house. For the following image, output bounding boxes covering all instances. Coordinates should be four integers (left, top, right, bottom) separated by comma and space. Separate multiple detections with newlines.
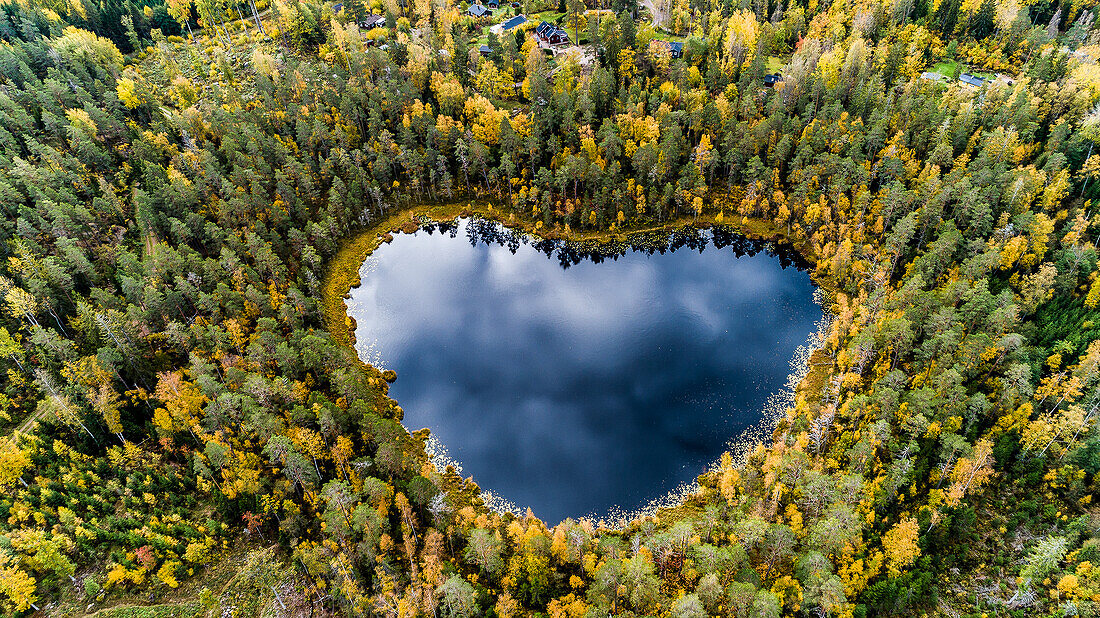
535, 20, 569, 44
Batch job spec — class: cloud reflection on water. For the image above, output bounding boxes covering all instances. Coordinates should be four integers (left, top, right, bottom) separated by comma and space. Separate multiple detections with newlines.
348, 220, 821, 524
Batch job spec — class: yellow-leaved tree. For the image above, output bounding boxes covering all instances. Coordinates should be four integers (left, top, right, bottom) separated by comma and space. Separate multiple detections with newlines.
723, 10, 758, 74
0, 438, 30, 489
882, 517, 920, 577
152, 370, 208, 440
0, 549, 37, 614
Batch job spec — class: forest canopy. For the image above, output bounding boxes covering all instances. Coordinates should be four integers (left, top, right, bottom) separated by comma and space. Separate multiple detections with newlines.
3, 0, 1100, 613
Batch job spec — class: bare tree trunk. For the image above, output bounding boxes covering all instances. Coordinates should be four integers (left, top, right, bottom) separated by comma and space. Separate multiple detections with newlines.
250, 0, 266, 33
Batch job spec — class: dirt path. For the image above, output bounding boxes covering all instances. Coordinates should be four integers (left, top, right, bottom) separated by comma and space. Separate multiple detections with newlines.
641, 0, 665, 28
13, 409, 43, 435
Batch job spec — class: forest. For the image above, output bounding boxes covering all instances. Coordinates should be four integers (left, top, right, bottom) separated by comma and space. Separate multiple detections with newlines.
2, 0, 1100, 611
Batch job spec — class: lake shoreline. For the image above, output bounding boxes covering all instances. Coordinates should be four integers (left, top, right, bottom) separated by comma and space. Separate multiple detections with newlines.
319, 202, 838, 526
321, 200, 831, 352
338, 215, 828, 524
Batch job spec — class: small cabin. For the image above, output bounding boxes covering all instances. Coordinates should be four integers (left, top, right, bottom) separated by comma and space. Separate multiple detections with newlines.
486, 0, 500, 7
652, 39, 683, 59
358, 14, 384, 28
479, 44, 493, 55
467, 3, 491, 17
959, 73, 984, 87
763, 72, 782, 87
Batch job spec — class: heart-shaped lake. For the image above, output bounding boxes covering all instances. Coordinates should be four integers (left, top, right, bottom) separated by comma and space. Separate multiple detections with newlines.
347, 218, 822, 524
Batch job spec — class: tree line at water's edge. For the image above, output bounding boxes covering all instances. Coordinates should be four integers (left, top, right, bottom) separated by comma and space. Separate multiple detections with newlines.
3, 0, 1100, 614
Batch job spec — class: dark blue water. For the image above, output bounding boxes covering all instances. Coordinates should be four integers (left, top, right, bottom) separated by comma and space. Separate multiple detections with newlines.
348, 219, 821, 524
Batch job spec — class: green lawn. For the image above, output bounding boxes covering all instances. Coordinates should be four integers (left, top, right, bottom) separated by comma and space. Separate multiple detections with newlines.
653, 27, 687, 42
765, 55, 785, 72
530, 9, 566, 24
933, 59, 959, 76
932, 59, 995, 80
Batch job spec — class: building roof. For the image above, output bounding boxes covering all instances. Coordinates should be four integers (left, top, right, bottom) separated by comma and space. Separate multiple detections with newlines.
360, 14, 384, 26
479, 44, 493, 53
959, 73, 984, 87
536, 20, 568, 39
499, 14, 527, 30
467, 3, 489, 16
654, 39, 683, 54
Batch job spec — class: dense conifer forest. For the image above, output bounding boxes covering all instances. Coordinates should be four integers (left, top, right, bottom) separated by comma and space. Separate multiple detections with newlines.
4, 0, 1100, 612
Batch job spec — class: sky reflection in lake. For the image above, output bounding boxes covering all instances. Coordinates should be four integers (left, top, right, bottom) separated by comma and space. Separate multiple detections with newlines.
348, 219, 821, 524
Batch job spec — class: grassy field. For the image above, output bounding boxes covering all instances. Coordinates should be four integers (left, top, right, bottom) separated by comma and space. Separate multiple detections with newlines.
530, 9, 566, 24
89, 602, 204, 618
933, 59, 959, 76
653, 26, 687, 42
933, 59, 993, 79
51, 542, 282, 618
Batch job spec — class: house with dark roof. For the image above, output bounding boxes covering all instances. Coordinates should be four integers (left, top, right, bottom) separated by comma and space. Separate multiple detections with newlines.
491, 14, 527, 33
479, 44, 493, 55
959, 73, 984, 87
486, 0, 500, 7
763, 72, 782, 87
358, 14, 384, 28
467, 3, 491, 17
535, 20, 569, 44
653, 39, 683, 58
